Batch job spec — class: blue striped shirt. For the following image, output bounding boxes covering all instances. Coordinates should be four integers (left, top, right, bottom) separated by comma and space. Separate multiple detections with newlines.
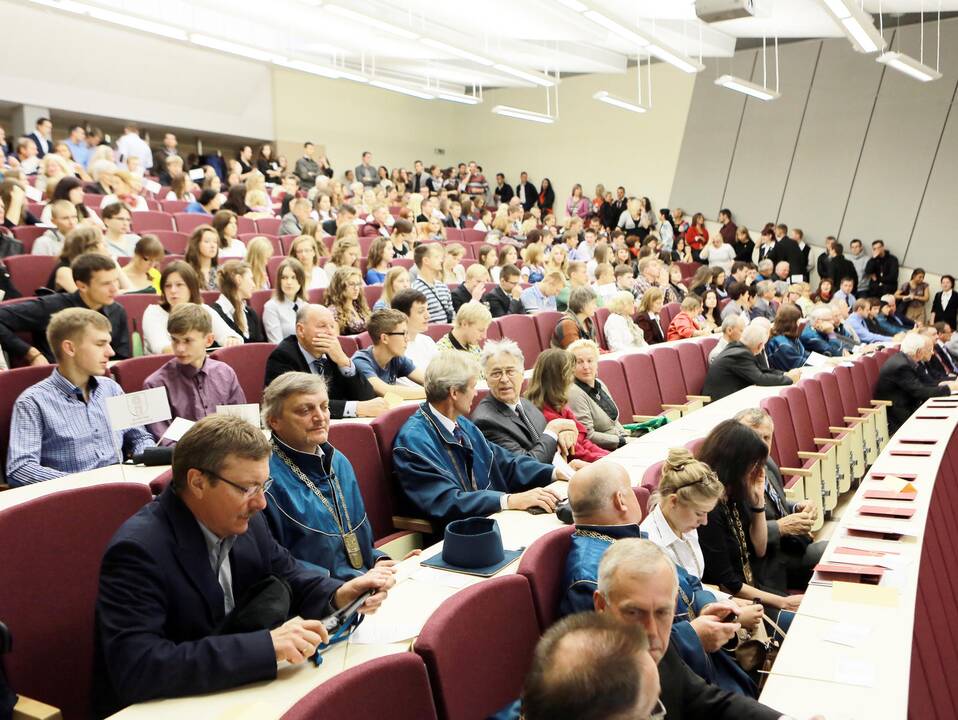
412, 277, 454, 324
6, 369, 154, 486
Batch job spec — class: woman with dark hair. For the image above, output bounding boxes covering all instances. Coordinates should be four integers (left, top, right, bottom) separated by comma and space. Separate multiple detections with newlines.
221, 183, 251, 217
733, 226, 754, 262
237, 146, 254, 176
263, 257, 308, 343
766, 304, 809, 370
811, 277, 834, 304
211, 209, 247, 257
932, 274, 958, 330
688, 266, 712, 297
699, 289, 722, 333
42, 175, 102, 227
658, 208, 676, 250
536, 178, 555, 214
896, 268, 930, 325
709, 267, 728, 299
256, 144, 282, 182
696, 419, 801, 626
685, 212, 709, 262
185, 224, 220, 291
210, 259, 265, 343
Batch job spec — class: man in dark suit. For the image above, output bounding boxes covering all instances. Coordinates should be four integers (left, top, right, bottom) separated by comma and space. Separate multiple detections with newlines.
28, 117, 52, 158
481, 264, 525, 318
768, 224, 804, 281
515, 171, 537, 212
471, 339, 576, 463
702, 325, 798, 401
494, 173, 513, 205
263, 304, 383, 419
94, 415, 394, 717
451, 263, 489, 313
827, 242, 858, 295
875, 333, 955, 433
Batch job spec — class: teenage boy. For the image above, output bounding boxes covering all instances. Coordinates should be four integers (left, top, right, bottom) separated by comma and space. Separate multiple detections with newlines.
351, 309, 426, 400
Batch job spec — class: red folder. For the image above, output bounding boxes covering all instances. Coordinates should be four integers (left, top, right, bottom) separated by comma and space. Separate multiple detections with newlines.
869, 472, 917, 480
859, 504, 916, 519
814, 562, 885, 584
864, 490, 917, 501
915, 415, 950, 420
835, 546, 898, 557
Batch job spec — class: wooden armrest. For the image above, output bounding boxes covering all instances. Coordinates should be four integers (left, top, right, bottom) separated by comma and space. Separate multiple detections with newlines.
633, 414, 657, 422
687, 394, 712, 402
843, 416, 866, 424
392, 516, 436, 534
858, 407, 879, 415
14, 696, 62, 720
815, 437, 843, 445
661, 403, 690, 411
830, 425, 856, 433
797, 450, 827, 460
780, 467, 813, 477
871, 399, 893, 407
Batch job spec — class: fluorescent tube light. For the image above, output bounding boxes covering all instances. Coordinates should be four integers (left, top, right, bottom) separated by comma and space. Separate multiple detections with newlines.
491, 105, 555, 124
492, 64, 555, 87
822, 0, 851, 19
556, 0, 588, 10
435, 91, 482, 105
369, 80, 434, 100
592, 91, 647, 113
190, 34, 283, 63
87, 7, 187, 41
876, 51, 943, 82
326, 5, 419, 40
820, 0, 886, 54
583, 10, 649, 47
26, 0, 89, 13
647, 44, 704, 74
423, 39, 495, 67
273, 58, 340, 79
714, 74, 780, 101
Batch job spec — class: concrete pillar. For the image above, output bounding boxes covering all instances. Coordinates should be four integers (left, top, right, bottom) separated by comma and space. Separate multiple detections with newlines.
11, 104, 50, 140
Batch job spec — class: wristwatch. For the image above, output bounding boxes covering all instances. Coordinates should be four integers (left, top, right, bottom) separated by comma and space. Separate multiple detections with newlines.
749, 505, 766, 513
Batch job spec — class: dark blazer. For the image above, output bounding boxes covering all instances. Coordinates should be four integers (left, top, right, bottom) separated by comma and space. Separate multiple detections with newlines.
768, 237, 804, 278
94, 487, 342, 717
494, 183, 514, 205
658, 644, 781, 720
28, 131, 49, 158
209, 302, 266, 344
482, 285, 524, 318
451, 282, 475, 313
515, 181, 537, 211
444, 215, 464, 230
702, 342, 791, 401
932, 290, 958, 331
875, 351, 950, 432
829, 256, 859, 294
635, 311, 665, 345
264, 335, 376, 419
470, 395, 558, 464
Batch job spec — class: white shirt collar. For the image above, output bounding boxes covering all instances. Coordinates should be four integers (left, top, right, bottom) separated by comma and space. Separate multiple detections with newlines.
429, 404, 459, 434
215, 294, 234, 319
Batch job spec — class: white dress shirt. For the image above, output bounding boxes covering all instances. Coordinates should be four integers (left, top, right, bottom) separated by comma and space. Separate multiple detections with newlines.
640, 504, 705, 579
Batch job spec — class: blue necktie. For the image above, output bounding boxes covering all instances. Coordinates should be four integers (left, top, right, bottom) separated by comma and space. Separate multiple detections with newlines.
452, 425, 465, 445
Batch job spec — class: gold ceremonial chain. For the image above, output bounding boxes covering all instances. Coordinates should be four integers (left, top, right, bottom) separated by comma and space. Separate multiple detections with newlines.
724, 500, 755, 586
272, 442, 364, 570
573, 529, 617, 544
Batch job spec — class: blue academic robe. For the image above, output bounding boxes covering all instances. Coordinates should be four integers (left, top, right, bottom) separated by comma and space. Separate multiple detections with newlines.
264, 437, 386, 580
560, 523, 757, 697
392, 403, 555, 527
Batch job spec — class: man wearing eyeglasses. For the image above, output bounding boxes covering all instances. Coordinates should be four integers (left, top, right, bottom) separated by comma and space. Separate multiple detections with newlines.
351, 309, 426, 400
94, 415, 394, 716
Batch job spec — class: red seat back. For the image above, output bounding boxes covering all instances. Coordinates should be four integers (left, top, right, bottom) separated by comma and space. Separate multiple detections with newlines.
832, 365, 864, 418
861, 354, 880, 390
415, 575, 539, 720
255, 217, 282, 235
370, 403, 420, 487
848, 360, 873, 409
641, 459, 665, 492
11, 225, 46, 252
306, 287, 325, 305
531, 311, 563, 353
761, 396, 801, 468
240, 233, 282, 256
210, 342, 276, 403
597, 357, 635, 420
173, 212, 211, 233
593, 307, 611, 349
152, 230, 188, 254
364, 284, 383, 307
649, 346, 688, 405
497, 315, 540, 368
696, 335, 718, 364
114, 293, 160, 337
235, 216, 256, 234
249, 289, 272, 319
337, 335, 359, 356
676, 342, 708, 395
0, 365, 56, 475
159, 200, 189, 214
424, 323, 452, 342
354, 331, 373, 349
620, 353, 664, 416
328, 422, 397, 542
517, 526, 574, 631
659, 302, 681, 329
461, 228, 487, 244
781, 385, 816, 452
112, 354, 174, 393
130, 211, 175, 233
798, 377, 834, 440
4, 254, 58, 295
0, 483, 152, 718
485, 320, 502, 342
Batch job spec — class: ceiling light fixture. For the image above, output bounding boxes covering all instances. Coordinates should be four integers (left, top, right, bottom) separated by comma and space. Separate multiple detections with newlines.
87, 7, 187, 41
435, 91, 482, 105
326, 5, 420, 41
647, 44, 704, 74
422, 39, 495, 67
369, 79, 434, 100
819, 0, 886, 54
491, 105, 555, 124
583, 10, 650, 48
26, 0, 88, 14
876, 50, 943, 82
492, 64, 555, 87
592, 91, 647, 113
273, 58, 341, 80
555, 0, 588, 11
581, 9, 701, 74
714, 74, 780, 101
190, 34, 284, 63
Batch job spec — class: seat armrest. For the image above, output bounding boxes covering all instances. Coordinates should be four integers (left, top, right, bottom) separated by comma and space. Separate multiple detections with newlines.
780, 467, 813, 477
815, 437, 843, 444
797, 450, 828, 460
392, 516, 436, 534
661, 403, 691, 411
830, 425, 856, 433
871, 399, 893, 407
633, 414, 657, 422
686, 394, 712, 403
858, 407, 880, 415
844, 416, 866, 424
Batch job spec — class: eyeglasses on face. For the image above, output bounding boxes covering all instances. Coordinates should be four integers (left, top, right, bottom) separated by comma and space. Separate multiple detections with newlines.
487, 367, 521, 381
200, 468, 273, 498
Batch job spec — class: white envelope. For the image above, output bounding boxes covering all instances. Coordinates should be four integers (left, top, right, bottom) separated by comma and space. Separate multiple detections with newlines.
804, 351, 828, 367
188, 168, 205, 180
106, 387, 171, 430
24, 185, 43, 202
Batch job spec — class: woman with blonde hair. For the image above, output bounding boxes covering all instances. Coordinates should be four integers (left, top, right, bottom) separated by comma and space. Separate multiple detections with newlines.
436, 301, 492, 359
288, 234, 328, 290
335, 223, 359, 242
526, 348, 608, 464
365, 237, 394, 285
373, 266, 411, 310
263, 257, 308, 343
326, 266, 371, 335
566, 339, 629, 450
244, 189, 273, 218
521, 243, 546, 283
604, 290, 647, 352
244, 236, 274, 290
210, 259, 264, 342
441, 243, 466, 284
299, 219, 331, 258
325, 237, 361, 282
667, 295, 708, 340
100, 170, 148, 212
165, 173, 194, 202
545, 243, 569, 277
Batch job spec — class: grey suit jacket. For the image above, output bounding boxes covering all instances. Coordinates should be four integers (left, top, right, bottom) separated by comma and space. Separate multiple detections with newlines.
470, 395, 557, 464
567, 382, 625, 451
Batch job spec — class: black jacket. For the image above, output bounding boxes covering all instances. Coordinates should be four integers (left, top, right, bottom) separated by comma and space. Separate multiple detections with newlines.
0, 291, 130, 362
932, 290, 958, 330
494, 183, 514, 205
209, 302, 265, 344
515, 181, 537, 211
451, 282, 475, 313
768, 238, 805, 279
481, 285, 524, 318
635, 312, 665, 345
829, 256, 859, 294
264, 335, 376, 419
875, 351, 950, 432
702, 342, 792, 401
470, 395, 557, 464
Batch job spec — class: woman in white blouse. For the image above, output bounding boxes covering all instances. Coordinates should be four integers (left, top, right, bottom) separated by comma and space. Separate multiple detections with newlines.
212, 209, 248, 258
288, 235, 329, 290
603, 291, 647, 353
142, 261, 241, 354
263, 257, 308, 343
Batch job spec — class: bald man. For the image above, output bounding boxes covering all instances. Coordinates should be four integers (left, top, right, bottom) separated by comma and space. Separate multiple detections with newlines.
560, 462, 757, 697
263, 303, 385, 419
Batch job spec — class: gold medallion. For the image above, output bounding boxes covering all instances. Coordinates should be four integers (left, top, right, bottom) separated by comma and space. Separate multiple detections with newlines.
344, 532, 364, 570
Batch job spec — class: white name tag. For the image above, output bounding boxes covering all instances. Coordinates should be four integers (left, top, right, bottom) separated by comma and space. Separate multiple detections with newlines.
188, 168, 205, 180
217, 403, 261, 428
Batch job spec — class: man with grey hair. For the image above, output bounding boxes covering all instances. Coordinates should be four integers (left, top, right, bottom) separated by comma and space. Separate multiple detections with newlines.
595, 539, 788, 719
800, 306, 843, 357
703, 323, 798, 401
262, 371, 398, 580
392, 351, 561, 526
750, 280, 777, 322
471, 339, 577, 464
709, 314, 747, 364
735, 408, 824, 593
876, 332, 956, 432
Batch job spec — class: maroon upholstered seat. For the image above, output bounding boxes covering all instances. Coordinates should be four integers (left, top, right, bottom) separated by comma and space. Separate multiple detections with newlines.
255, 217, 282, 235
497, 314, 541, 368
0, 482, 152, 718
172, 212, 210, 233
642, 459, 665, 491
111, 354, 174, 394
423, 323, 453, 342
4, 254, 58, 295
676, 341, 709, 396
370, 403, 420, 486
531, 311, 562, 352
597, 356, 634, 420
152, 230, 189, 254
210, 342, 276, 403
131, 211, 175, 233
620, 352, 665, 418
0, 364, 56, 475
517, 525, 575, 631
659, 301, 681, 329
114, 293, 160, 337
415, 575, 540, 720
248, 289, 272, 319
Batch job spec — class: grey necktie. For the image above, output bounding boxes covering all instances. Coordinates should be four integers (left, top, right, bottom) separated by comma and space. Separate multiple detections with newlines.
516, 403, 540, 441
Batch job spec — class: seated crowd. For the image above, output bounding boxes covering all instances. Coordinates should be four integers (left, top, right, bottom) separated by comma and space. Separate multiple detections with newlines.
1, 120, 953, 719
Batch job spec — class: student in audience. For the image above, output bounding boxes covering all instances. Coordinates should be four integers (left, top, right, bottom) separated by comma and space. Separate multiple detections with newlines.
263, 258, 308, 344
710, 314, 747, 364
703, 323, 798, 401
324, 237, 361, 282
287, 235, 328, 291
388, 218, 413, 258
635, 287, 666, 345
699, 234, 736, 273
472, 339, 577, 465
182, 223, 219, 292
143, 303, 245, 441
39, 175, 102, 228
630, 256, 661, 304
209, 260, 265, 343
364, 236, 393, 285
326, 266, 370, 336
489, 244, 518, 284
32, 199, 78, 256
7, 307, 153, 485
750, 281, 777, 322
593, 263, 617, 302
932, 274, 957, 330
527, 348, 608, 464
847, 298, 892, 343
664, 264, 687, 303
436, 301, 493, 360
243, 236, 272, 291
603, 290, 646, 353
391, 288, 438, 377
896, 268, 930, 325
698, 289, 721, 333
221, 183, 250, 217
165, 173, 194, 202
278, 197, 310, 237
351, 309, 426, 400
451, 263, 490, 312
864, 239, 899, 298
211, 210, 247, 258
93, 414, 392, 716
392, 351, 560, 526
810, 277, 834, 305
412, 242, 454, 323
666, 295, 706, 341
876, 295, 912, 336
553, 287, 598, 349
99, 170, 148, 213
720, 282, 753, 323
765, 304, 809, 371
121, 235, 163, 294
373, 265, 411, 310
566, 339, 630, 450
482, 263, 524, 318
47, 227, 118, 294
100, 202, 139, 258
876, 332, 956, 432
520, 270, 563, 313
537, 178, 555, 214
520, 242, 546, 283
441, 242, 466, 284
184, 188, 220, 215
